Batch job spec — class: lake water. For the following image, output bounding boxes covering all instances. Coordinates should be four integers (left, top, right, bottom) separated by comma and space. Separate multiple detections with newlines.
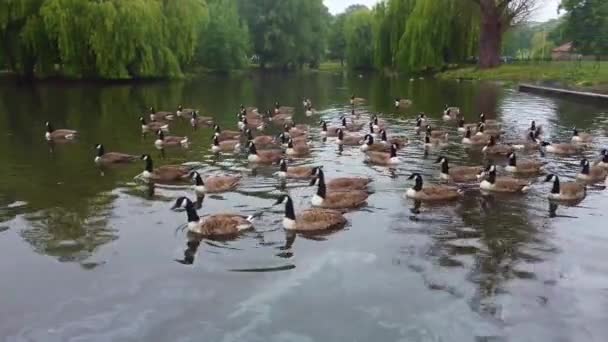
1, 73, 608, 342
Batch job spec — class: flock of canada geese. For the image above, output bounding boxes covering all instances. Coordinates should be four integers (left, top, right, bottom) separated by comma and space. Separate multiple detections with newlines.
43, 95, 608, 239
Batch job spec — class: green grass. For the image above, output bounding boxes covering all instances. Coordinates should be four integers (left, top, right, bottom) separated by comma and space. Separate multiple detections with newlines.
439, 61, 608, 91
316, 61, 344, 73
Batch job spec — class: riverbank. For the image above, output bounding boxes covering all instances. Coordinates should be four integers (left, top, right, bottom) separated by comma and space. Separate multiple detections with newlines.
439, 61, 608, 94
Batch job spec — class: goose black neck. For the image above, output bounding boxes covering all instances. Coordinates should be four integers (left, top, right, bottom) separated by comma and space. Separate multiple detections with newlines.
465, 129, 471, 138
425, 135, 431, 143
413, 176, 423, 191
144, 158, 153, 172
288, 140, 294, 148
338, 130, 344, 140
369, 123, 374, 133
247, 130, 253, 140
508, 154, 517, 166
487, 169, 497, 184
279, 161, 287, 172
381, 130, 387, 141
284, 196, 296, 220
316, 169, 326, 199
458, 118, 464, 127
185, 201, 200, 222
390, 146, 397, 158
581, 162, 590, 175
603, 154, 608, 163
341, 117, 347, 126
97, 145, 105, 157
213, 136, 220, 146
367, 135, 374, 145
441, 160, 449, 173
193, 174, 204, 186
551, 176, 560, 194
249, 143, 257, 155
47, 124, 54, 133
321, 122, 327, 131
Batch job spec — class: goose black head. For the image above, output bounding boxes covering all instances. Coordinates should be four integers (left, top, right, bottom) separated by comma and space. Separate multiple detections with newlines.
341, 116, 347, 126
424, 134, 431, 144
337, 128, 344, 139
478, 123, 486, 132
416, 117, 422, 127
171, 196, 193, 210
390, 144, 398, 157
149, 106, 155, 113
408, 173, 423, 191
368, 121, 375, 133
139, 117, 146, 124
601, 149, 608, 162
178, 105, 183, 111
540, 141, 551, 147
528, 130, 537, 141
141, 154, 153, 171
418, 113, 426, 119
283, 123, 290, 132
487, 136, 496, 146
45, 121, 53, 132
279, 158, 287, 171
212, 135, 220, 146
434, 156, 447, 164
458, 117, 465, 127
479, 113, 486, 122
189, 171, 204, 185
572, 127, 579, 136
580, 158, 591, 174
425, 125, 432, 133
530, 120, 536, 130
156, 130, 165, 140
245, 128, 253, 140
213, 124, 221, 133
544, 174, 556, 183
465, 127, 472, 138
351, 109, 355, 115
95, 144, 105, 156
287, 138, 295, 148
508, 152, 517, 166
247, 141, 257, 154
363, 134, 373, 145
544, 174, 560, 194
379, 129, 387, 141
275, 101, 280, 108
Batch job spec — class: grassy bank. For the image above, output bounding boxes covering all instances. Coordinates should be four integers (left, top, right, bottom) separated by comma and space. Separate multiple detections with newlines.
439, 61, 608, 92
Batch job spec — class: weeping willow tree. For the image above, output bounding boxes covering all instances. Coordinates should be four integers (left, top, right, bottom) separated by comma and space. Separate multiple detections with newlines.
344, 8, 375, 69
1, 0, 209, 80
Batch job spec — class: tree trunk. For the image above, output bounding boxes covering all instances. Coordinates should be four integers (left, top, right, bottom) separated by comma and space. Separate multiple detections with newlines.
478, 7, 503, 69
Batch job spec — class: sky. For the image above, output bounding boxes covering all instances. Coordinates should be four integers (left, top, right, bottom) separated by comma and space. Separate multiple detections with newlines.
324, 0, 561, 22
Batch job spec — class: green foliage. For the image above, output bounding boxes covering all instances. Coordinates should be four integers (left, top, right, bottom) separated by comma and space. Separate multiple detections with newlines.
237, 0, 329, 69
196, 0, 250, 72
327, 14, 347, 64
344, 8, 374, 69
560, 0, 608, 57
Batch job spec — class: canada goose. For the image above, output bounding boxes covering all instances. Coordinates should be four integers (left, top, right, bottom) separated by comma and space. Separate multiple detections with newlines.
405, 173, 463, 201
149, 107, 175, 121
276, 159, 318, 179
213, 125, 241, 142
340, 116, 364, 132
414, 117, 424, 133
378, 129, 407, 148
239, 105, 261, 119
424, 134, 448, 148
479, 113, 499, 126
268, 109, 292, 124
395, 98, 412, 109
337, 129, 362, 146
284, 123, 308, 137
597, 149, 608, 169
189, 111, 213, 127
140, 117, 169, 132
274, 195, 347, 232
528, 120, 543, 138
371, 115, 387, 130
360, 134, 390, 152
238, 116, 265, 131
417, 113, 428, 126
245, 128, 275, 147
172, 197, 254, 236
189, 171, 240, 194
365, 144, 400, 165
176, 105, 196, 118
309, 169, 368, 209
426, 125, 447, 139
320, 120, 340, 137
476, 123, 502, 138
94, 144, 137, 165
286, 138, 311, 157
577, 158, 608, 183
155, 130, 188, 148
462, 127, 489, 145
302, 98, 311, 108
435, 156, 482, 182
305, 104, 315, 116
544, 174, 586, 201
457, 118, 477, 133
45, 122, 78, 141
571, 128, 593, 143
247, 141, 283, 164
443, 105, 460, 119
350, 95, 365, 105
311, 168, 371, 191
211, 135, 240, 153
510, 131, 540, 151
505, 152, 544, 174
540, 141, 581, 155
140, 154, 192, 183
274, 102, 295, 114
367, 122, 379, 137
277, 132, 310, 147
478, 165, 530, 193
482, 136, 513, 156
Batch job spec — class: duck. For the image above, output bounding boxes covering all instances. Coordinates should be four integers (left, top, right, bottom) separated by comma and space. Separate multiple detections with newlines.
276, 159, 318, 179
213, 124, 242, 142
245, 128, 275, 147
320, 120, 340, 137
176, 105, 196, 118
189, 171, 240, 194
286, 138, 311, 157
189, 111, 213, 127
247, 142, 283, 164
140, 154, 192, 183
340, 116, 364, 132
309, 169, 368, 209
424, 133, 448, 148
576, 158, 608, 183
504, 152, 544, 174
149, 107, 175, 121
337, 128, 363, 146
544, 174, 586, 201
211, 135, 240, 153
457, 118, 477, 133
482, 136, 513, 156
172, 197, 255, 236
395, 98, 412, 109
476, 123, 502, 138
311, 168, 371, 191
597, 149, 608, 169
571, 128, 593, 143
462, 127, 489, 145
371, 115, 387, 130
435, 156, 482, 182
274, 195, 347, 232
365, 144, 400, 165
378, 129, 407, 148
540, 141, 581, 155
426, 125, 448, 139
360, 134, 390, 152
140, 117, 169, 133
478, 165, 530, 193
350, 95, 365, 105
94, 144, 137, 165
155, 130, 188, 148
405, 173, 462, 201
45, 122, 78, 141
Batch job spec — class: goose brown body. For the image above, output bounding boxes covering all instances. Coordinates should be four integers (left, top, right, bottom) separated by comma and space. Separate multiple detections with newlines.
275, 195, 346, 232
435, 156, 482, 182
172, 197, 254, 237
310, 169, 368, 209
141, 155, 192, 183
405, 173, 462, 201
94, 144, 137, 165
190, 171, 240, 193
545, 174, 586, 201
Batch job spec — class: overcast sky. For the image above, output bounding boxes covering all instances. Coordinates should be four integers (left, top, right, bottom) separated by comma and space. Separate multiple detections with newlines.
324, 0, 561, 21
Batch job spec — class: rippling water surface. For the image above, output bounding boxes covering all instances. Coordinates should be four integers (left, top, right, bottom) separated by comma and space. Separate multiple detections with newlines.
1, 73, 608, 341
